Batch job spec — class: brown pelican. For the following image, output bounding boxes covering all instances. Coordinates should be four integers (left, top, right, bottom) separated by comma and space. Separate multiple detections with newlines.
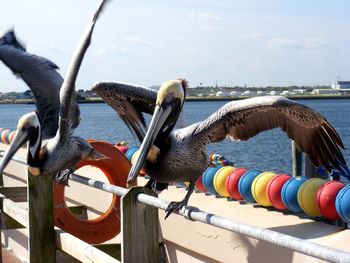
92, 79, 346, 218
0, 0, 109, 185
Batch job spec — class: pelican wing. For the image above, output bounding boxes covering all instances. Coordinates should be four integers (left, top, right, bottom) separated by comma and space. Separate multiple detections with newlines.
0, 30, 80, 139
58, 0, 109, 136
186, 96, 345, 171
92, 82, 157, 142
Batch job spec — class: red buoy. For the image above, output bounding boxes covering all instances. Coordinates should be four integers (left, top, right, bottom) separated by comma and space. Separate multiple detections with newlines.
225, 168, 247, 200
266, 174, 291, 210
316, 181, 345, 220
195, 175, 207, 193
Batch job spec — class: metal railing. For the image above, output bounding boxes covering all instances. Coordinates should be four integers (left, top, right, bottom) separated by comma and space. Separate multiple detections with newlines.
1, 150, 350, 262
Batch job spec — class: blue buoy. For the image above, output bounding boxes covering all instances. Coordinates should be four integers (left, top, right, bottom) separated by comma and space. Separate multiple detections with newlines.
125, 146, 139, 161
335, 184, 350, 223
202, 167, 220, 195
281, 176, 307, 212
238, 170, 261, 203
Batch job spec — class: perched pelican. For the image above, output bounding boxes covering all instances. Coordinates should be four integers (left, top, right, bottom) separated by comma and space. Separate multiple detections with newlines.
0, 0, 109, 185
92, 79, 346, 218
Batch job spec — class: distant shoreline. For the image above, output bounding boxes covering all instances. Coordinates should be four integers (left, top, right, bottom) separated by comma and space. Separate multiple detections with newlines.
0, 95, 350, 104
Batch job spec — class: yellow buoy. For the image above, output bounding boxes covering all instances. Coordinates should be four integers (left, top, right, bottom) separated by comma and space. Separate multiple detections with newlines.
213, 166, 236, 197
297, 178, 325, 216
251, 172, 277, 206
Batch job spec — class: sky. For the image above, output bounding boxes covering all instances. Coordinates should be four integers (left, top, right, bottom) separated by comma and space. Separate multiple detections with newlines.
0, 0, 349, 92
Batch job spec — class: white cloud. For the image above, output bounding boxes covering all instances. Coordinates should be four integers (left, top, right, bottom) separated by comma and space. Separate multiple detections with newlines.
188, 12, 223, 21
243, 32, 264, 39
94, 44, 129, 55
268, 37, 325, 50
201, 25, 221, 31
123, 36, 162, 47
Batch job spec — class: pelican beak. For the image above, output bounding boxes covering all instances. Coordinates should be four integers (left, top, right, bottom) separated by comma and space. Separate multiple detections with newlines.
0, 128, 30, 175
127, 104, 172, 186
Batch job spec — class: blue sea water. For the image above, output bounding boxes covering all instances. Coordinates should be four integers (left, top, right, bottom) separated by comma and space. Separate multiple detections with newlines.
0, 99, 349, 175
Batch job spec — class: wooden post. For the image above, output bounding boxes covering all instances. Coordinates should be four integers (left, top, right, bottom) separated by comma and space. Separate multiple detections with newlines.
27, 171, 55, 263
121, 187, 160, 263
292, 141, 303, 177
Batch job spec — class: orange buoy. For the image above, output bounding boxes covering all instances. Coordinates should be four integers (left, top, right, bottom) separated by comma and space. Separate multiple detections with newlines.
53, 140, 131, 244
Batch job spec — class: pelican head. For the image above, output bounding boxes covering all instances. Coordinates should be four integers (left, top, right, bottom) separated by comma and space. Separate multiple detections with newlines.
127, 79, 188, 185
0, 111, 42, 175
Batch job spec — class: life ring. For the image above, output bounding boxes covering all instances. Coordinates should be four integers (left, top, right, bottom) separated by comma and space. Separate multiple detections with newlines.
53, 140, 132, 244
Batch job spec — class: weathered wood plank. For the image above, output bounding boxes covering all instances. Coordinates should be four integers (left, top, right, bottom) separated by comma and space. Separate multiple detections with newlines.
27, 172, 55, 263
55, 230, 121, 263
121, 187, 161, 263
0, 195, 28, 227
0, 187, 27, 202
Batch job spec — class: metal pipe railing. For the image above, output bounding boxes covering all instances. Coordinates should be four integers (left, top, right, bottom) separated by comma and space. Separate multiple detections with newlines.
1, 150, 350, 263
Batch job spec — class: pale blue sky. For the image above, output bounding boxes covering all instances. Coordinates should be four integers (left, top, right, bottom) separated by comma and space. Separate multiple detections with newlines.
0, 0, 349, 92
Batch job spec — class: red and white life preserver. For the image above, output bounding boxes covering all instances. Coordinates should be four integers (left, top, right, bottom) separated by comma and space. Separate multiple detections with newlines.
53, 140, 131, 244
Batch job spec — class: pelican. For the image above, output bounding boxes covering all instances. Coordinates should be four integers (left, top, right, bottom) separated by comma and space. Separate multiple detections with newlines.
92, 79, 346, 218
0, 0, 109, 185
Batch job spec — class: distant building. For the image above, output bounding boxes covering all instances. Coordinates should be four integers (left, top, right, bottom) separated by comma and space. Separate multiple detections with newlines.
311, 89, 340, 95
256, 90, 268, 96
269, 90, 280, 96
331, 81, 350, 89
216, 91, 230, 97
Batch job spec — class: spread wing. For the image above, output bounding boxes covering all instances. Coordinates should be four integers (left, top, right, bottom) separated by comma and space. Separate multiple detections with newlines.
58, 0, 109, 136
92, 81, 157, 143
0, 29, 80, 139
182, 96, 345, 171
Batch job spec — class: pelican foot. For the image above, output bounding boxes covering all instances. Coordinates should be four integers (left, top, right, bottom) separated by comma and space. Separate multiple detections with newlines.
55, 168, 75, 186
165, 200, 186, 219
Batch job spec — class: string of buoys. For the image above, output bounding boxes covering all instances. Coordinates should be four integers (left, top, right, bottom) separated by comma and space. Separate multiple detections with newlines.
195, 152, 350, 224
1, 134, 350, 225
109, 143, 350, 224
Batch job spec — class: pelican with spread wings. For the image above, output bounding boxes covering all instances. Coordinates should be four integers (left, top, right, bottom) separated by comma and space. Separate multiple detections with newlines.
92, 79, 346, 218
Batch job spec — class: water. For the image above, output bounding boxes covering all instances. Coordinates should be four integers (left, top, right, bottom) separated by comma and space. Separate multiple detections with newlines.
0, 99, 349, 175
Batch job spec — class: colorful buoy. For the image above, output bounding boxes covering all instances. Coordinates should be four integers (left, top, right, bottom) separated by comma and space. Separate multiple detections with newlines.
266, 174, 292, 210
202, 167, 220, 195
8, 131, 17, 144
251, 172, 277, 207
238, 170, 261, 203
225, 168, 247, 200
1, 129, 10, 144
316, 181, 344, 220
195, 175, 207, 193
336, 184, 350, 223
213, 166, 236, 197
115, 141, 128, 154
125, 146, 139, 161
281, 177, 307, 213
297, 178, 326, 217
